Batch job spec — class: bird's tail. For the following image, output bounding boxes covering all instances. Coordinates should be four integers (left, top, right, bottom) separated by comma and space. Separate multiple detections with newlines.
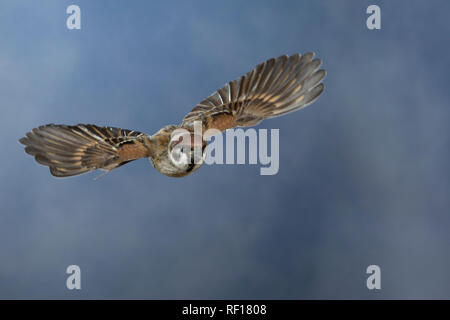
19, 124, 152, 177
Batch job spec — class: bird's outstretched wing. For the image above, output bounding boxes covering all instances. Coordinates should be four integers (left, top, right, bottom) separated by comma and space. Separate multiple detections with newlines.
19, 124, 153, 177
181, 53, 325, 132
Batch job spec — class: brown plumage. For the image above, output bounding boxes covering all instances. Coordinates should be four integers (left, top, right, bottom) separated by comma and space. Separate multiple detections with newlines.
19, 124, 155, 177
19, 53, 326, 178
182, 53, 325, 131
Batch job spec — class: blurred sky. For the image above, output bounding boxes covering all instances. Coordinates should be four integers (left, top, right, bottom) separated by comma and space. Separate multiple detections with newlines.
0, 0, 449, 299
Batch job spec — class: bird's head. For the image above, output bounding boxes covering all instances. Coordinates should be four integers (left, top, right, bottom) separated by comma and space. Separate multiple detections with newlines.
150, 126, 207, 177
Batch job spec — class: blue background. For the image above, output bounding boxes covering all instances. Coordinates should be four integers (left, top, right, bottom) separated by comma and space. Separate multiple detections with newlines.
0, 0, 449, 299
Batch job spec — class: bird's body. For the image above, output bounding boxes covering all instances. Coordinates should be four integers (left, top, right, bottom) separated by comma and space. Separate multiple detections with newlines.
20, 53, 326, 178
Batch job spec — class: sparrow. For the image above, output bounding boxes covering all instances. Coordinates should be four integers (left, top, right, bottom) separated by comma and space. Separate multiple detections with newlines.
19, 53, 326, 178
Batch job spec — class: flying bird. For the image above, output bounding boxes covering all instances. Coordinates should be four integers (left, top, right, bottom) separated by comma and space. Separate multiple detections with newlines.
19, 53, 326, 178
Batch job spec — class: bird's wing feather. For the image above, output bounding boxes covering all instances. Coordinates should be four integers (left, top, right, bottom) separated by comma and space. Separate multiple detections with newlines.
181, 53, 326, 132
19, 124, 153, 177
